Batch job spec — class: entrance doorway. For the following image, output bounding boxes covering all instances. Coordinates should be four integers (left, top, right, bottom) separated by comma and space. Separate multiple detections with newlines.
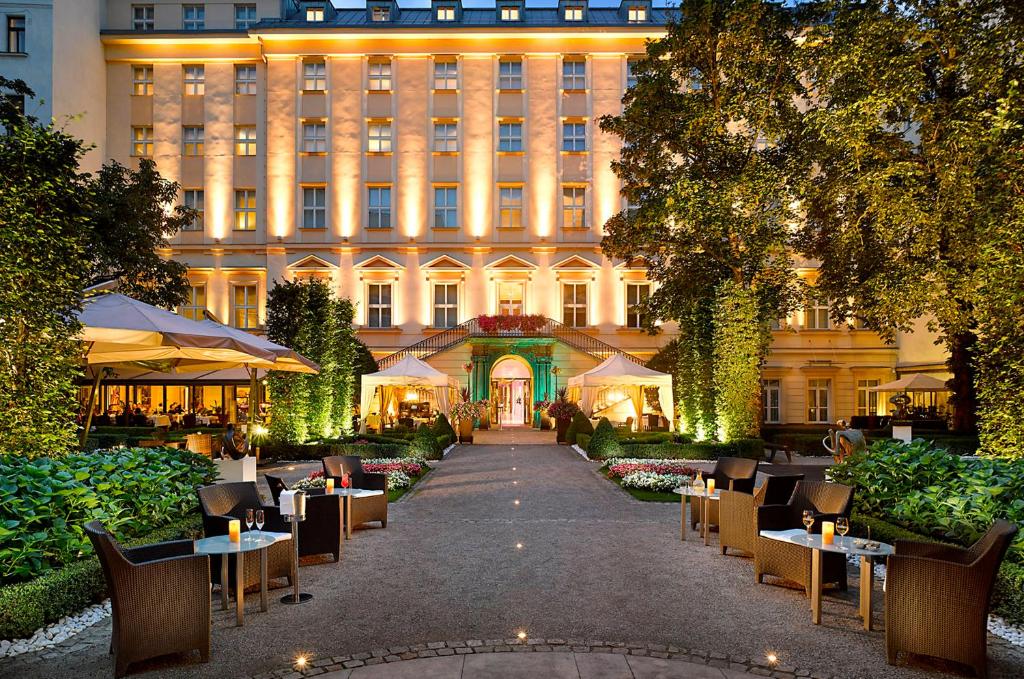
490, 356, 532, 427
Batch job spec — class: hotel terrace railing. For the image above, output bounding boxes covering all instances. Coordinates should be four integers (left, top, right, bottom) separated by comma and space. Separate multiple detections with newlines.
376, 317, 647, 370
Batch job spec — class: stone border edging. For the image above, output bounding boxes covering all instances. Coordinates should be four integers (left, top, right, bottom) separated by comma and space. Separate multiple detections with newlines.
250, 638, 835, 679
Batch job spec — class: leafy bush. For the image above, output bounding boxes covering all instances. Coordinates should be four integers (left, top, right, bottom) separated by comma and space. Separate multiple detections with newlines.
0, 448, 216, 584
616, 431, 692, 445
565, 412, 594, 446
432, 414, 457, 446
410, 424, 443, 460
576, 434, 591, 451
614, 438, 764, 461
587, 418, 622, 459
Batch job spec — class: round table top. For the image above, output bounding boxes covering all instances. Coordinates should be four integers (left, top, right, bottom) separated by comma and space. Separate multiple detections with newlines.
673, 487, 721, 500
759, 528, 894, 557
329, 488, 385, 498
194, 531, 290, 555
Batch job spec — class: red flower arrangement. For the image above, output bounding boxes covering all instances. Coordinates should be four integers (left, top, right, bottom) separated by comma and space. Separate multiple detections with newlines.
477, 314, 548, 334
606, 462, 700, 480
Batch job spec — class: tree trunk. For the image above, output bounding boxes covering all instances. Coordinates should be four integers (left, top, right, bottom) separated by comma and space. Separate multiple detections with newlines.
947, 330, 978, 434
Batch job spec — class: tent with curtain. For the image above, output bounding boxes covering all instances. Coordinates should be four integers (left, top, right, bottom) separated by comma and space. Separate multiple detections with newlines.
359, 355, 460, 433
566, 354, 674, 431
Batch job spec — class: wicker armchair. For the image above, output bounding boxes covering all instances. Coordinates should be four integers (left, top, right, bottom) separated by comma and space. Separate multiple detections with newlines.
690, 457, 760, 531
719, 473, 804, 557
886, 520, 1018, 678
256, 476, 345, 562
85, 521, 210, 678
322, 455, 388, 530
754, 481, 854, 595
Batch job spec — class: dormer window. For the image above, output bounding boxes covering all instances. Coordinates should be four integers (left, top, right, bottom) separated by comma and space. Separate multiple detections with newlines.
500, 5, 520, 21
306, 6, 324, 22
627, 6, 647, 22
371, 6, 390, 22
564, 6, 584, 21
436, 6, 455, 21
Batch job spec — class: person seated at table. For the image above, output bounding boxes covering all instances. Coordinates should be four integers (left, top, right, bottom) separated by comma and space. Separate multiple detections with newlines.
220, 423, 248, 460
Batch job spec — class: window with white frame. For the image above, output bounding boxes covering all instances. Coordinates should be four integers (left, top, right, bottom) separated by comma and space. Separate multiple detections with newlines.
131, 126, 153, 157
367, 186, 391, 228
132, 5, 154, 31
302, 187, 326, 229
807, 378, 831, 423
182, 126, 204, 156
625, 282, 650, 328
564, 5, 584, 21
433, 60, 457, 90
626, 58, 639, 88
235, 64, 257, 94
497, 281, 524, 316
179, 285, 206, 321
371, 5, 390, 21
182, 4, 205, 30
183, 65, 205, 95
433, 283, 458, 328
368, 59, 392, 91
182, 189, 204, 231
306, 5, 325, 21
433, 187, 458, 228
303, 60, 326, 91
562, 59, 586, 90
367, 283, 392, 328
856, 379, 880, 417
562, 122, 586, 152
627, 5, 647, 22
132, 65, 153, 95
500, 5, 520, 21
436, 6, 455, 21
234, 189, 256, 230
762, 379, 781, 424
805, 295, 831, 329
234, 125, 256, 156
499, 186, 523, 228
562, 283, 588, 327
562, 186, 586, 228
302, 121, 327, 153
235, 3, 256, 29
498, 122, 523, 152
367, 121, 392, 153
498, 59, 522, 90
232, 284, 258, 329
433, 123, 458, 153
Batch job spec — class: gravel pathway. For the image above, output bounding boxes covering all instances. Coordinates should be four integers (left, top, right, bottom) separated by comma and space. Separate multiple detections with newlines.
3, 442, 1022, 679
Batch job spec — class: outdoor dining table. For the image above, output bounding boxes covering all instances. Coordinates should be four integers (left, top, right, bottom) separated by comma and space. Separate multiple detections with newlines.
673, 486, 721, 546
150, 414, 172, 428
329, 488, 385, 539
194, 531, 291, 626
759, 528, 894, 629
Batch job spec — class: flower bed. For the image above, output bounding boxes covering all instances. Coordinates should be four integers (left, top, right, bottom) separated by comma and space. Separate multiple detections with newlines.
606, 460, 700, 480
291, 456, 430, 494
620, 471, 691, 493
601, 457, 704, 497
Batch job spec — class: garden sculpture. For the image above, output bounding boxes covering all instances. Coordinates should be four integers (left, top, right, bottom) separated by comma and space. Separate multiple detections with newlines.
822, 419, 867, 463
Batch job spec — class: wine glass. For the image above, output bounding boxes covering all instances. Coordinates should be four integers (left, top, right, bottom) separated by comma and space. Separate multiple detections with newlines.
245, 508, 254, 542
836, 517, 849, 548
802, 510, 815, 543
255, 509, 265, 539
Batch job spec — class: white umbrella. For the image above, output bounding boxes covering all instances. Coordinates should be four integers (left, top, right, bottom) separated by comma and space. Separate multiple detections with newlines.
868, 374, 949, 392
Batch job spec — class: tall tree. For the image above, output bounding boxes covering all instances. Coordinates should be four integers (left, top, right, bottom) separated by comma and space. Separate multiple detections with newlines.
599, 0, 805, 438
265, 280, 310, 444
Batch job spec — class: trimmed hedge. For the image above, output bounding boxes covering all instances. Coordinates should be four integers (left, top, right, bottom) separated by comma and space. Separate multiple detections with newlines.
576, 434, 591, 451
612, 438, 765, 461
410, 424, 445, 460
432, 414, 457, 446
616, 432, 693, 445
565, 412, 594, 446
587, 418, 621, 459
259, 441, 409, 462
762, 428, 981, 457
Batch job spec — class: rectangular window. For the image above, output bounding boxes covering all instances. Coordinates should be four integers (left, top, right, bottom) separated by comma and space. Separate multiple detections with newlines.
182, 190, 204, 231
436, 6, 455, 21
6, 16, 24, 52
234, 125, 257, 156
433, 122, 458, 153
367, 186, 391, 228
371, 6, 390, 22
433, 60, 457, 90
562, 283, 588, 327
235, 64, 257, 94
500, 6, 520, 21
132, 5, 154, 32
562, 122, 586, 152
302, 121, 327, 153
625, 283, 650, 328
368, 59, 392, 91
627, 6, 647, 22
179, 285, 206, 320
805, 296, 831, 330
306, 6, 325, 22
856, 379, 880, 417
762, 379, 781, 424
367, 121, 392, 153
234, 189, 257, 230
497, 281, 524, 316
564, 6, 584, 21
807, 378, 831, 423
232, 284, 258, 329
302, 187, 326, 229
562, 186, 586, 229
498, 59, 522, 90
562, 59, 586, 90
182, 126, 204, 156
498, 122, 522, 152
499, 186, 523, 229
182, 4, 205, 31
433, 283, 458, 328
367, 283, 392, 328
235, 3, 256, 29
303, 60, 326, 91
626, 58, 639, 89
132, 65, 154, 95
433, 187, 458, 229
131, 126, 153, 157
183, 65, 205, 95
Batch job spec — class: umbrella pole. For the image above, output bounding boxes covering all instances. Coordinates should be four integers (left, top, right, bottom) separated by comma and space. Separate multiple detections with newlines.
247, 366, 260, 462
80, 369, 104, 448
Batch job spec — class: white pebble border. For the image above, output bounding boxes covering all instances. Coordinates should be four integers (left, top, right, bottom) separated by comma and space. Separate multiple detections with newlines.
0, 600, 111, 659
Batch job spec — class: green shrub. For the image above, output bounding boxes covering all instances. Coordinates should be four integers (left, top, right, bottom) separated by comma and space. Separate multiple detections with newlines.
615, 438, 764, 461
616, 431, 692, 445
410, 424, 443, 460
0, 448, 216, 584
565, 412, 594, 446
587, 418, 622, 460
432, 414, 457, 446
577, 434, 591, 451
259, 441, 409, 462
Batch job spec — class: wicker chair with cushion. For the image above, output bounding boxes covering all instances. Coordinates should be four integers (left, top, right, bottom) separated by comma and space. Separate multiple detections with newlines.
886, 520, 1018, 678
85, 521, 210, 678
691, 456, 760, 531
754, 481, 854, 595
322, 455, 388, 530
719, 473, 804, 557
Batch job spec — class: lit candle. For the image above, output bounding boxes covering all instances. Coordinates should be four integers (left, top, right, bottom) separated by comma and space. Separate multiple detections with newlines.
228, 519, 241, 543
822, 521, 835, 546
326, 478, 335, 494
707, 478, 715, 495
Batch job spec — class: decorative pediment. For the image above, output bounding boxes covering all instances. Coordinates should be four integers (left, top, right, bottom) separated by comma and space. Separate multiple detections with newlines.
613, 256, 648, 270
552, 255, 600, 270
288, 254, 336, 271
422, 255, 470, 271
484, 254, 537, 270
355, 255, 405, 270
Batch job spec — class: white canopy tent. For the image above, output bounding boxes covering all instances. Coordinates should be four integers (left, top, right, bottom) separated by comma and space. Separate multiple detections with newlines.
567, 354, 674, 431
359, 355, 459, 433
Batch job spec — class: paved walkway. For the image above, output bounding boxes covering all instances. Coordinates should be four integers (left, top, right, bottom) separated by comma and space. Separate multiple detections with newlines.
3, 442, 1022, 679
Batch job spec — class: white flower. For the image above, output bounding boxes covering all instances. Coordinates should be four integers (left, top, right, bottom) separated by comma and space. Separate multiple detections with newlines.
620, 471, 687, 493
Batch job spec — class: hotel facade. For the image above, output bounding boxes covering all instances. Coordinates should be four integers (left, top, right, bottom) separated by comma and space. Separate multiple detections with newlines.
23, 0, 948, 427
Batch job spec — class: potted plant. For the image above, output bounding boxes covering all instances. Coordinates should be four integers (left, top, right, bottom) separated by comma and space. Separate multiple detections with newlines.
450, 389, 482, 444
533, 400, 551, 429
547, 388, 580, 444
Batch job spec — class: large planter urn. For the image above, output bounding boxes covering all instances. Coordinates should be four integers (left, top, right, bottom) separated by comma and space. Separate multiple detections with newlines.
555, 418, 571, 443
540, 412, 552, 430
458, 418, 474, 444
478, 412, 491, 430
